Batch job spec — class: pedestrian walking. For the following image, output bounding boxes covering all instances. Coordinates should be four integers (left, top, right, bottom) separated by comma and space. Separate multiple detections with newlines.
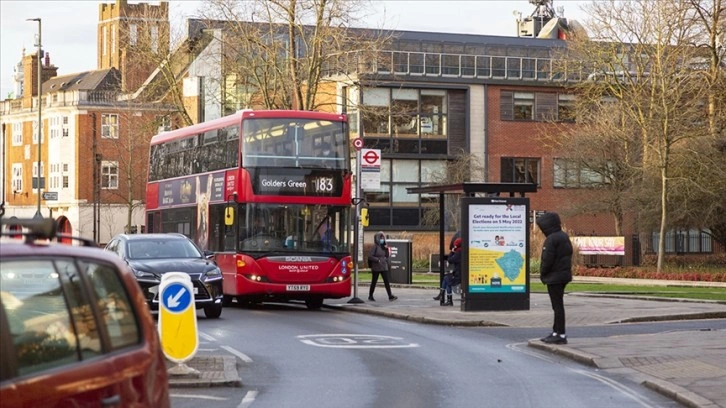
536, 212, 573, 345
433, 237, 462, 306
367, 231, 397, 302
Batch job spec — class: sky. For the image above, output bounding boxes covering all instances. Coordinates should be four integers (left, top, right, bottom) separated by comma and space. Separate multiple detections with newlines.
0, 0, 591, 99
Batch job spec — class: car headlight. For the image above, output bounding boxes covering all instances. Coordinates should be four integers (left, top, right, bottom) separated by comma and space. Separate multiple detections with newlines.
133, 270, 160, 280
203, 268, 222, 280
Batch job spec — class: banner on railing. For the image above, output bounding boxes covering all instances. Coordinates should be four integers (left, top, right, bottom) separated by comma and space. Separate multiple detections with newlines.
572, 236, 625, 255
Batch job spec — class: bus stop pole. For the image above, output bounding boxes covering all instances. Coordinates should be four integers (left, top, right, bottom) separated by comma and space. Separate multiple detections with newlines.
348, 147, 364, 304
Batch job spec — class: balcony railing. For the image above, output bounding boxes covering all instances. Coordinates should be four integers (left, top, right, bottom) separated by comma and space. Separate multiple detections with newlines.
1, 90, 134, 115
350, 50, 588, 82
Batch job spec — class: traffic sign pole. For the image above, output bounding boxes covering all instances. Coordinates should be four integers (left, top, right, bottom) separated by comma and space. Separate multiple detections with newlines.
159, 272, 199, 374
349, 146, 364, 305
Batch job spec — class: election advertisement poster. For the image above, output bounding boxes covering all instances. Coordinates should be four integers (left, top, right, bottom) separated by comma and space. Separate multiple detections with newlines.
467, 201, 527, 293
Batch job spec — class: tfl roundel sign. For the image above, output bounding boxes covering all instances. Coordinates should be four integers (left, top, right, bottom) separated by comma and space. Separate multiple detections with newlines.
361, 148, 381, 167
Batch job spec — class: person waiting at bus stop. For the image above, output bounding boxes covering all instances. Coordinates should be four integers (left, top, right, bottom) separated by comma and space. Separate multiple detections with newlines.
536, 211, 573, 345
367, 231, 397, 302
433, 237, 462, 306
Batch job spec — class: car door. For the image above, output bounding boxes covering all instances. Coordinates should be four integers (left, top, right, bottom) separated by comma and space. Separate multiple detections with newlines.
0, 256, 121, 407
81, 259, 169, 407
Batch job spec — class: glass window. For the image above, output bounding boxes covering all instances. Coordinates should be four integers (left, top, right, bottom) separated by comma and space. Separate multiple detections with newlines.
365, 184, 390, 204
101, 161, 119, 189
501, 157, 540, 185
380, 159, 391, 182
392, 160, 419, 182
554, 158, 606, 188
1, 260, 80, 376
392, 184, 418, 203
362, 106, 390, 136
83, 261, 140, 350
363, 88, 390, 107
11, 163, 23, 193
101, 114, 119, 139
236, 203, 350, 253
12, 122, 22, 145
513, 92, 534, 120
558, 94, 576, 122
129, 24, 138, 46
242, 118, 347, 170
391, 89, 418, 137
150, 26, 159, 53
421, 160, 446, 183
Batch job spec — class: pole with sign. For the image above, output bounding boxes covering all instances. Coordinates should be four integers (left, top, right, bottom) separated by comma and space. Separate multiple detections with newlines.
159, 272, 199, 374
348, 136, 364, 304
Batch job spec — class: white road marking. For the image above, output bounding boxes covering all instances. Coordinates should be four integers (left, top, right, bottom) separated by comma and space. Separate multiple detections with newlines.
508, 342, 658, 408
199, 332, 216, 342
221, 345, 254, 363
237, 390, 259, 408
170, 394, 228, 401
297, 334, 419, 348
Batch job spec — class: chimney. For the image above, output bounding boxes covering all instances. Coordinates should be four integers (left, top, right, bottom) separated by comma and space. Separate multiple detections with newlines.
21, 51, 58, 108
21, 53, 38, 109
41, 52, 58, 85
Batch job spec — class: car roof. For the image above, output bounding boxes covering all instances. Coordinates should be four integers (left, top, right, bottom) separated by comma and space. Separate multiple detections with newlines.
113, 233, 189, 241
2, 240, 127, 262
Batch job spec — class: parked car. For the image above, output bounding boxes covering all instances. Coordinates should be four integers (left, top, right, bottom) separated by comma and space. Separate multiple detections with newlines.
0, 217, 170, 407
104, 233, 224, 318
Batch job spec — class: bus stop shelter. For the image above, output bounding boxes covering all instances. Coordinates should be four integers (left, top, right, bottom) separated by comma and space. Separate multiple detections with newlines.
407, 182, 537, 311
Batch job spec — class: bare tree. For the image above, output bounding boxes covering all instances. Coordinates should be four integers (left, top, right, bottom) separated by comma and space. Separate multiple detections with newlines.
197, 0, 391, 112
539, 98, 641, 236
557, 0, 714, 271
420, 150, 485, 232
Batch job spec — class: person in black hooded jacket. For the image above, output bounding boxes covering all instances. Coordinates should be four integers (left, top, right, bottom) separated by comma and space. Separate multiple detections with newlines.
367, 231, 397, 302
535, 212, 573, 345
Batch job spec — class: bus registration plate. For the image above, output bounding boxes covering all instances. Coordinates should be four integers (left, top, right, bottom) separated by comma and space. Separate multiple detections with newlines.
286, 285, 310, 291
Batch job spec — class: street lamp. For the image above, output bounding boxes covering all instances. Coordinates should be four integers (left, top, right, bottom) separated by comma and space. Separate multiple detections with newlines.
27, 17, 42, 219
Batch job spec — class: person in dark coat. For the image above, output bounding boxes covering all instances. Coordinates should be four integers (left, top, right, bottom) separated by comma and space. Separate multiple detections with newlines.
449, 230, 461, 251
434, 237, 462, 306
367, 231, 397, 302
536, 212, 573, 344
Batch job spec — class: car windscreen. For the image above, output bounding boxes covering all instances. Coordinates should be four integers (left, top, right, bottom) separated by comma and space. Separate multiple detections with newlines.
127, 238, 202, 259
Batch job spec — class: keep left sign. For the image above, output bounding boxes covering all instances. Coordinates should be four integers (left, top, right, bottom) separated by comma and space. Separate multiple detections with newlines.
159, 272, 198, 363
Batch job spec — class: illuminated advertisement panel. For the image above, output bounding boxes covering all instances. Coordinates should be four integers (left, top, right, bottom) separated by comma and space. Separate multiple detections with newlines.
461, 197, 530, 311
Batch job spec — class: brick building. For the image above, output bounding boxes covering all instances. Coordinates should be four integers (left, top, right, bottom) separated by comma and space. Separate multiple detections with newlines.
0, 0, 175, 243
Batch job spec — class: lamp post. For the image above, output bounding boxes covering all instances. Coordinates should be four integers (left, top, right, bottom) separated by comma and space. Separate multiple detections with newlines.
28, 17, 42, 219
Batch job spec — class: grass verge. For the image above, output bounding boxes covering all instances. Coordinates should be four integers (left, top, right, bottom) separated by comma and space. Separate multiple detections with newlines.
355, 272, 726, 301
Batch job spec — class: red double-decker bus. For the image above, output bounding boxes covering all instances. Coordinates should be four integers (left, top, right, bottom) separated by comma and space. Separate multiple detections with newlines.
146, 110, 352, 309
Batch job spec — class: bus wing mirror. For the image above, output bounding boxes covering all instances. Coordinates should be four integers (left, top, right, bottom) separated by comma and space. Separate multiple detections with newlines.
360, 208, 369, 227
225, 207, 235, 226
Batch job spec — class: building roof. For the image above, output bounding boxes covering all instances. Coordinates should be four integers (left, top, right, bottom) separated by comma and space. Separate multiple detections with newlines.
42, 68, 121, 94
407, 182, 538, 197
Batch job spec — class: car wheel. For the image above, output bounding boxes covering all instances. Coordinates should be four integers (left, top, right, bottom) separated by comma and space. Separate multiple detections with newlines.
204, 303, 223, 318
305, 298, 324, 310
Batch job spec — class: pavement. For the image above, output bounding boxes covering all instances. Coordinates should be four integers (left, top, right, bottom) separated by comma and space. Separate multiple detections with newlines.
168, 280, 726, 408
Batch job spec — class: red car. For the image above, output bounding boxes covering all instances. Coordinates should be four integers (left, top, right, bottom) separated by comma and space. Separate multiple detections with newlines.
0, 218, 169, 407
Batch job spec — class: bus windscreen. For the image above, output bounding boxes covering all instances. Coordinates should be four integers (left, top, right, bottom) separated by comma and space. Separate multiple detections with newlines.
242, 118, 347, 170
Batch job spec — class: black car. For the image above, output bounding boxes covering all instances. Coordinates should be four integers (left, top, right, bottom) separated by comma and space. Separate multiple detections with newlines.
104, 233, 224, 318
